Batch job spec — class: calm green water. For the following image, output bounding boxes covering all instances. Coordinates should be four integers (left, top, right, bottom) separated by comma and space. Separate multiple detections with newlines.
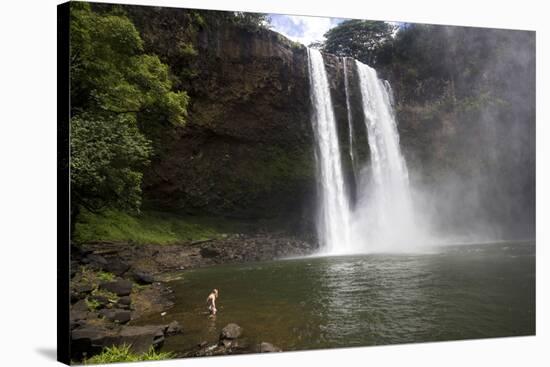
137, 241, 535, 353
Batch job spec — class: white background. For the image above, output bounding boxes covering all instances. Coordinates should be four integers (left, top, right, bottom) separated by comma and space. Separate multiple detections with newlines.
0, 0, 547, 365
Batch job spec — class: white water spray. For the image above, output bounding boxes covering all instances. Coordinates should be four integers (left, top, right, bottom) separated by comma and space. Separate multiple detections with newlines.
307, 49, 353, 254
353, 60, 419, 251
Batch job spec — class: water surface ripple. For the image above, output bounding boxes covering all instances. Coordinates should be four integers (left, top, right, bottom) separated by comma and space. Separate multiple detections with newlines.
136, 242, 535, 353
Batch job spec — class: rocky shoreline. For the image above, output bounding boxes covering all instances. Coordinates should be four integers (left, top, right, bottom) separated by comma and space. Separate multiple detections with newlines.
70, 234, 316, 361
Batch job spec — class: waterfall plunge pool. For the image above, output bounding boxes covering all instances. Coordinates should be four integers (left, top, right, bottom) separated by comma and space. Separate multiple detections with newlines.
134, 241, 535, 354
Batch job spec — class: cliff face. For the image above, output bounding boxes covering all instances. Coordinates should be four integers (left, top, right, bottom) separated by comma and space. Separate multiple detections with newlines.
135, 17, 368, 232
129, 10, 534, 238
139, 23, 320, 232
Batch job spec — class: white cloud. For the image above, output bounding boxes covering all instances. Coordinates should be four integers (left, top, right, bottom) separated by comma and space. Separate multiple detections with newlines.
269, 14, 345, 46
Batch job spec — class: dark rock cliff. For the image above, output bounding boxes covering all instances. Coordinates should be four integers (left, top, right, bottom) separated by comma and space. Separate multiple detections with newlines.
130, 14, 322, 232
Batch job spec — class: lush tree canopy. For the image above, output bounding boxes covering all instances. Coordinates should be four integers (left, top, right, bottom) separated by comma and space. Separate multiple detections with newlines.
320, 20, 395, 65
71, 114, 151, 213
70, 3, 188, 217
200, 11, 269, 31
70, 2, 189, 125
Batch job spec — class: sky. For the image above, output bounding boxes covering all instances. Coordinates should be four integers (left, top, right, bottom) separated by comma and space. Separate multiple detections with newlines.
268, 14, 401, 46
268, 14, 347, 46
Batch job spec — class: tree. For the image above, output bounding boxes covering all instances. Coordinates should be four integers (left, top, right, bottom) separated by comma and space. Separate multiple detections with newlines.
321, 20, 395, 66
69, 3, 189, 228
231, 12, 270, 30
70, 114, 152, 214
192, 10, 270, 32
70, 2, 189, 125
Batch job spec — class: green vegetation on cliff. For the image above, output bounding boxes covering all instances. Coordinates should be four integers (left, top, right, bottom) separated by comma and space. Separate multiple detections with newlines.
70, 3, 278, 242
70, 114, 152, 215
70, 2, 189, 226
74, 209, 231, 245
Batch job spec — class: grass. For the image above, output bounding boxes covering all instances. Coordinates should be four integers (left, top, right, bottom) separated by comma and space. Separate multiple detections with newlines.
85, 297, 101, 312
77, 267, 119, 311
96, 270, 115, 282
80, 267, 116, 287
132, 283, 150, 292
83, 345, 174, 364
91, 288, 119, 303
74, 209, 241, 245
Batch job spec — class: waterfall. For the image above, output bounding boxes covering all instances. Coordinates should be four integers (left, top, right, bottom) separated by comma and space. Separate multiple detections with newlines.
307, 48, 352, 254
308, 50, 420, 254
343, 58, 358, 182
353, 60, 418, 251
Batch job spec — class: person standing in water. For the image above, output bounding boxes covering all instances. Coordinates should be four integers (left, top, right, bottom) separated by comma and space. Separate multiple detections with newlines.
206, 289, 219, 315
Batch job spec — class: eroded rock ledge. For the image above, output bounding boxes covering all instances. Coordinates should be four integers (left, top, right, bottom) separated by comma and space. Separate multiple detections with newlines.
76, 233, 316, 275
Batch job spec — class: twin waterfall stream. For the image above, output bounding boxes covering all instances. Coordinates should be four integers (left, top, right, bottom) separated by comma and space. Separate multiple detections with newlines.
308, 48, 418, 254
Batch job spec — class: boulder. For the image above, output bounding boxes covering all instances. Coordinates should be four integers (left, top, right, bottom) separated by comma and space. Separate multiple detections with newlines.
200, 246, 220, 258
103, 258, 130, 276
220, 339, 233, 348
71, 326, 114, 360
72, 299, 89, 313
164, 321, 182, 336
70, 309, 90, 330
71, 324, 166, 360
116, 325, 165, 354
219, 323, 242, 341
72, 244, 93, 259
89, 294, 110, 309
259, 342, 282, 353
71, 290, 80, 304
133, 271, 155, 285
116, 296, 131, 310
71, 309, 89, 322
74, 283, 94, 294
198, 340, 208, 348
100, 280, 133, 297
229, 338, 253, 353
86, 254, 108, 266
99, 309, 132, 324
117, 296, 131, 306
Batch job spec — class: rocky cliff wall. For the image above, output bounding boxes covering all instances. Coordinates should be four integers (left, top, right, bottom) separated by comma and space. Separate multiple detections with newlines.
137, 20, 322, 232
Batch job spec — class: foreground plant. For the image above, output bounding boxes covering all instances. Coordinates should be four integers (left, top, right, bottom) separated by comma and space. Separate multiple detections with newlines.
84, 344, 174, 364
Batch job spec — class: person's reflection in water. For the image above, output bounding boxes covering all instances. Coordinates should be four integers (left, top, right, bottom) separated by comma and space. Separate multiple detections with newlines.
206, 312, 217, 335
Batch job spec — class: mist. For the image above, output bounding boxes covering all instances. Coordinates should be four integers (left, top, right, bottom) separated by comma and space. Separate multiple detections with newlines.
393, 25, 536, 246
